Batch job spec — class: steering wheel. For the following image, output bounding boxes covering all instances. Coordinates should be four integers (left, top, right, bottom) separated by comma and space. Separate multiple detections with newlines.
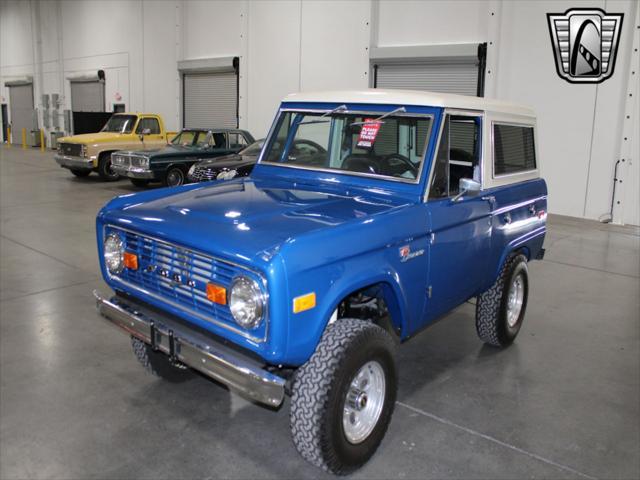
382, 153, 418, 177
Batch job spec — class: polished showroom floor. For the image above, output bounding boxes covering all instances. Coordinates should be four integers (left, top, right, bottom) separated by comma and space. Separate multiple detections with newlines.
1, 146, 639, 479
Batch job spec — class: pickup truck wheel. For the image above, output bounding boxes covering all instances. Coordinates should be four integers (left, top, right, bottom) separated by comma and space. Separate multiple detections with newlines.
130, 336, 194, 383
290, 319, 397, 474
130, 179, 150, 187
164, 167, 185, 187
476, 254, 529, 347
70, 169, 91, 177
97, 153, 120, 181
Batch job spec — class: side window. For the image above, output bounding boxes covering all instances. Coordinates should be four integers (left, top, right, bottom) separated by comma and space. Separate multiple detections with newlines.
136, 117, 160, 134
210, 132, 226, 148
229, 133, 248, 149
428, 114, 481, 199
493, 124, 536, 175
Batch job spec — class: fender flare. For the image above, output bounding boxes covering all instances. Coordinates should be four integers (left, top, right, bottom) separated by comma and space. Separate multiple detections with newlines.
315, 270, 409, 343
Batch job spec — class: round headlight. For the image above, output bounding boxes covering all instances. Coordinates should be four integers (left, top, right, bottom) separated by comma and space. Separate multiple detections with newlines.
104, 233, 124, 274
188, 164, 196, 177
229, 276, 264, 329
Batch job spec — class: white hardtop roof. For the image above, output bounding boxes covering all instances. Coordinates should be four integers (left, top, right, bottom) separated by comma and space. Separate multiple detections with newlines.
283, 89, 535, 118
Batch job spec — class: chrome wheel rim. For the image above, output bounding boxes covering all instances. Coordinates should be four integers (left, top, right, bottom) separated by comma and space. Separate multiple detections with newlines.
507, 273, 524, 328
167, 169, 184, 186
342, 360, 386, 444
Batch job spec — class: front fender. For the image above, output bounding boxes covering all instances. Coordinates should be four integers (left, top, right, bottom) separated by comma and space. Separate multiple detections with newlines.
282, 255, 415, 366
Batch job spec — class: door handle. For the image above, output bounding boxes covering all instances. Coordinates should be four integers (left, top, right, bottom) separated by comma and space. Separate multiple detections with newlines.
482, 195, 496, 207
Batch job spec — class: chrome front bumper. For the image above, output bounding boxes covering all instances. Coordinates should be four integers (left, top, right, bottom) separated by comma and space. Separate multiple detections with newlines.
112, 165, 155, 179
55, 154, 94, 170
93, 290, 285, 407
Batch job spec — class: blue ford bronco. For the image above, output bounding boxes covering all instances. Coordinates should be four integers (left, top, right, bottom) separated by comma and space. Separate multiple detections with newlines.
95, 90, 547, 474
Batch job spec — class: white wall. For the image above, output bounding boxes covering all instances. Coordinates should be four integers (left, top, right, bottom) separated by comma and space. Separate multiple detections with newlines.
0, 0, 638, 225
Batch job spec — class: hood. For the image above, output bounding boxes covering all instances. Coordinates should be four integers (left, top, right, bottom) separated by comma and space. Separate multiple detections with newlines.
101, 177, 408, 264
145, 144, 207, 157
198, 152, 250, 165
59, 132, 131, 144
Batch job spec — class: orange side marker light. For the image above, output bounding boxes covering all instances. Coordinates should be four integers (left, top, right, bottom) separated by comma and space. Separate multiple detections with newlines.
123, 252, 138, 270
206, 283, 227, 305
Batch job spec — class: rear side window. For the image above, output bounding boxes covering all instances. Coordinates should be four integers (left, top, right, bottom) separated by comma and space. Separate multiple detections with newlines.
493, 124, 536, 175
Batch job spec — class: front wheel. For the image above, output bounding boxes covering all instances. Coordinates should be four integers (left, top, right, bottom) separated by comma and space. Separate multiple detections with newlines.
290, 319, 397, 475
97, 153, 120, 181
163, 166, 185, 187
476, 254, 529, 347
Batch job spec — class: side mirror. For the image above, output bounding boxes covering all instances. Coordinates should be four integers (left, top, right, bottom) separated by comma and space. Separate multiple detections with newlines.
138, 128, 151, 141
452, 178, 481, 202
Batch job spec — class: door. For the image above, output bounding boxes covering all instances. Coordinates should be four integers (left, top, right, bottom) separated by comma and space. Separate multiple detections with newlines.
183, 71, 237, 129
373, 43, 487, 97
135, 117, 164, 149
8, 83, 35, 145
1, 104, 8, 142
424, 113, 492, 321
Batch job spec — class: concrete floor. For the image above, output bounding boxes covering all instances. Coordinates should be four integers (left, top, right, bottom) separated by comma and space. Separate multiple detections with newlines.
0, 145, 638, 480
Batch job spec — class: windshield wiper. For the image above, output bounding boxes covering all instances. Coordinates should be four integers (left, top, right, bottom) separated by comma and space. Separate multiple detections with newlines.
349, 106, 407, 126
298, 105, 348, 125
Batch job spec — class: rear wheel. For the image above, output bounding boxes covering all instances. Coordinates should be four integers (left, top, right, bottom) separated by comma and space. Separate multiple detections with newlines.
70, 169, 91, 177
130, 179, 150, 188
476, 254, 529, 347
130, 336, 194, 383
290, 319, 397, 474
97, 153, 120, 181
163, 166, 185, 187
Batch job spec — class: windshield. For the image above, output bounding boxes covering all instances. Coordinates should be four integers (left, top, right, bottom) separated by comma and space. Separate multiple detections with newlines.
101, 115, 137, 133
261, 110, 432, 182
171, 130, 225, 148
240, 139, 265, 156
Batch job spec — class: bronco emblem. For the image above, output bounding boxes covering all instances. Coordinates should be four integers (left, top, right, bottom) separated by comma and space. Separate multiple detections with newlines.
547, 8, 624, 84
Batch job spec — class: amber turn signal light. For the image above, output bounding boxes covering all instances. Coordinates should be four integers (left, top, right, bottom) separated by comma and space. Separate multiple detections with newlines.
293, 292, 316, 314
123, 252, 138, 270
206, 283, 227, 305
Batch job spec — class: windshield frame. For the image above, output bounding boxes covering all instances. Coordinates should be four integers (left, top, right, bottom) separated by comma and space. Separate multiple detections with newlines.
258, 108, 435, 185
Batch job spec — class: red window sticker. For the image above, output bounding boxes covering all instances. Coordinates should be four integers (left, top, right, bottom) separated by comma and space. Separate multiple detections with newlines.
357, 120, 382, 148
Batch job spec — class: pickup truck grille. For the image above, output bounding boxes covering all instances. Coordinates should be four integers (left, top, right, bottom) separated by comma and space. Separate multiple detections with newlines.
59, 143, 82, 157
190, 165, 219, 182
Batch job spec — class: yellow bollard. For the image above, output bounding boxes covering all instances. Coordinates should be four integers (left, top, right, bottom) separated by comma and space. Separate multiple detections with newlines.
40, 129, 45, 151
21, 128, 27, 149
6, 126, 10, 147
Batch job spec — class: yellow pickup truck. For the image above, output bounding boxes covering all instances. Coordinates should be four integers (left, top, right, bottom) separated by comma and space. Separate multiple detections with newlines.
54, 113, 177, 180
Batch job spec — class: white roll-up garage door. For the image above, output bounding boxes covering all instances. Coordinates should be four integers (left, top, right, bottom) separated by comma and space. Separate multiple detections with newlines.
375, 61, 480, 96
70, 80, 105, 112
183, 71, 237, 129
7, 83, 35, 145
372, 43, 486, 97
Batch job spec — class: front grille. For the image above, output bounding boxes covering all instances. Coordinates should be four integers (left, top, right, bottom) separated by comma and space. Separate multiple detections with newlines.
110, 227, 266, 340
112, 153, 147, 168
191, 166, 219, 182
59, 143, 82, 157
